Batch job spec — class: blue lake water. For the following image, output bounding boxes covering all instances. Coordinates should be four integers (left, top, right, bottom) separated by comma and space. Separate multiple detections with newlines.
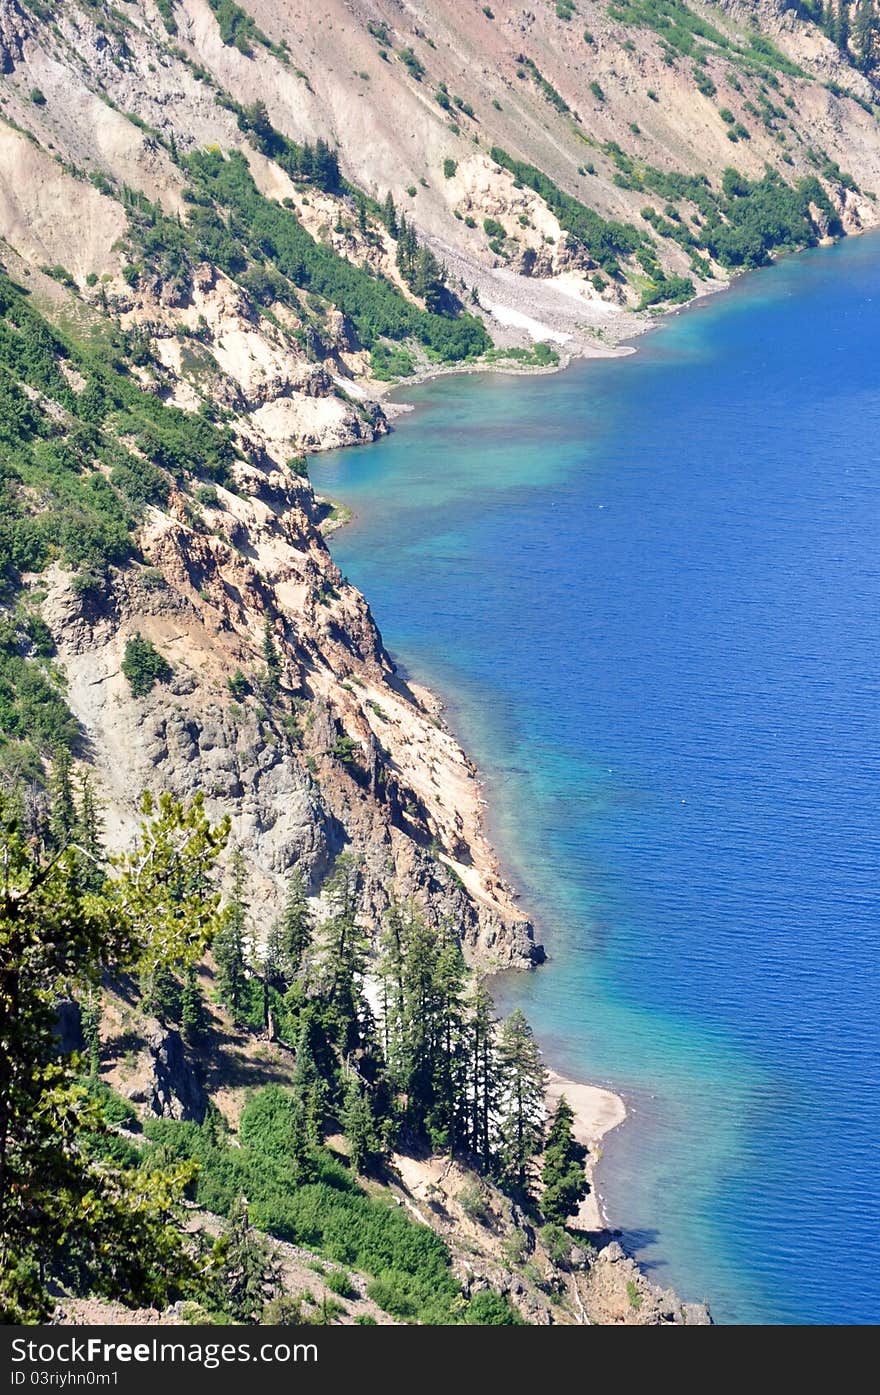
314, 234, 880, 1324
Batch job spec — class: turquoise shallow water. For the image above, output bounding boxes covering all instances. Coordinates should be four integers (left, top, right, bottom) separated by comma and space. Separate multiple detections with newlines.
314, 234, 880, 1324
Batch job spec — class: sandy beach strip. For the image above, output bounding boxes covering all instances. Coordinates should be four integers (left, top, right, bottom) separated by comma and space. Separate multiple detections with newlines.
545, 1069, 627, 1233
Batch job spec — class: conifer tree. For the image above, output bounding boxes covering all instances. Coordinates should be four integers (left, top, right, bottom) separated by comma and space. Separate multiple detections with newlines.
430, 926, 468, 1151
377, 898, 407, 1060
541, 1096, 589, 1225
210, 1196, 281, 1323
213, 849, 249, 1020
855, 0, 877, 69
382, 190, 398, 237
80, 987, 102, 1079
292, 1010, 331, 1146
340, 1069, 383, 1173
468, 980, 500, 1171
75, 771, 105, 892
262, 617, 282, 698
497, 1009, 547, 1197
47, 748, 76, 852
275, 869, 313, 984
377, 904, 467, 1152
315, 855, 370, 1053
181, 964, 209, 1043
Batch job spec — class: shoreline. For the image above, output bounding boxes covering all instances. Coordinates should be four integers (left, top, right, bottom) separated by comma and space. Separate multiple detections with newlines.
545, 1070, 627, 1235
312, 230, 873, 1301
364, 265, 737, 409
318, 277, 704, 1253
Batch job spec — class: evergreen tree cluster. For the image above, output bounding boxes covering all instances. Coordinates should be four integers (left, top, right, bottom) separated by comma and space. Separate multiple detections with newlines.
0, 762, 589, 1324
213, 870, 589, 1212
381, 194, 453, 314
791, 0, 879, 72
236, 101, 341, 191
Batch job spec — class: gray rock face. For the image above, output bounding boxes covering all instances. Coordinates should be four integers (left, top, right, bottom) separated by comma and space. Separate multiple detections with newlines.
0, 0, 28, 74
127, 1020, 206, 1123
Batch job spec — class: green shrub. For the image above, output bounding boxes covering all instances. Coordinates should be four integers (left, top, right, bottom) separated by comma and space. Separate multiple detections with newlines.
399, 47, 425, 81
155, 0, 178, 35
325, 1269, 356, 1299
143, 1100, 462, 1324
226, 670, 249, 700
443, 158, 457, 179
195, 483, 220, 508
121, 634, 172, 698
369, 343, 416, 381
465, 1291, 524, 1324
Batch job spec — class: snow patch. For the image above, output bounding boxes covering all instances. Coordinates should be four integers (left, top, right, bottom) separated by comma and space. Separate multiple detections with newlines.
485, 303, 572, 344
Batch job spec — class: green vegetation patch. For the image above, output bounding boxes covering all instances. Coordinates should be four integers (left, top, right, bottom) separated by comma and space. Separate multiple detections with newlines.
606, 0, 805, 78
490, 147, 644, 275
144, 1097, 465, 1324
177, 149, 489, 361
206, 0, 286, 61
516, 55, 571, 114
121, 634, 172, 698
369, 343, 417, 380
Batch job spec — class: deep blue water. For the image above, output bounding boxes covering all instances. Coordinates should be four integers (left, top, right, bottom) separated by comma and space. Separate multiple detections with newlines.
314, 235, 880, 1324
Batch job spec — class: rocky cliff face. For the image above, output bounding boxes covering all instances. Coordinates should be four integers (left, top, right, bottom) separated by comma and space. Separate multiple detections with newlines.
38, 436, 542, 966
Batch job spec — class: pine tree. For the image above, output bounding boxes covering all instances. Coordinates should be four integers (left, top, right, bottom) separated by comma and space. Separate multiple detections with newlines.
377, 899, 407, 1061
357, 196, 367, 234
74, 772, 105, 892
292, 1010, 331, 1146
47, 749, 76, 852
377, 904, 467, 1152
430, 926, 468, 1151
855, 0, 876, 69
181, 964, 209, 1043
275, 869, 313, 983
541, 1096, 589, 1225
213, 850, 249, 1019
396, 214, 409, 270
141, 962, 182, 1023
80, 987, 102, 1079
211, 1196, 281, 1323
497, 1009, 547, 1197
382, 190, 398, 237
315, 855, 370, 1053
340, 1069, 382, 1173
262, 617, 282, 699
468, 981, 500, 1171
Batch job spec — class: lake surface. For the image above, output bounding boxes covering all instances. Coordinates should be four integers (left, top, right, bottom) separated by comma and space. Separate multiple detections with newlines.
314, 234, 880, 1324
